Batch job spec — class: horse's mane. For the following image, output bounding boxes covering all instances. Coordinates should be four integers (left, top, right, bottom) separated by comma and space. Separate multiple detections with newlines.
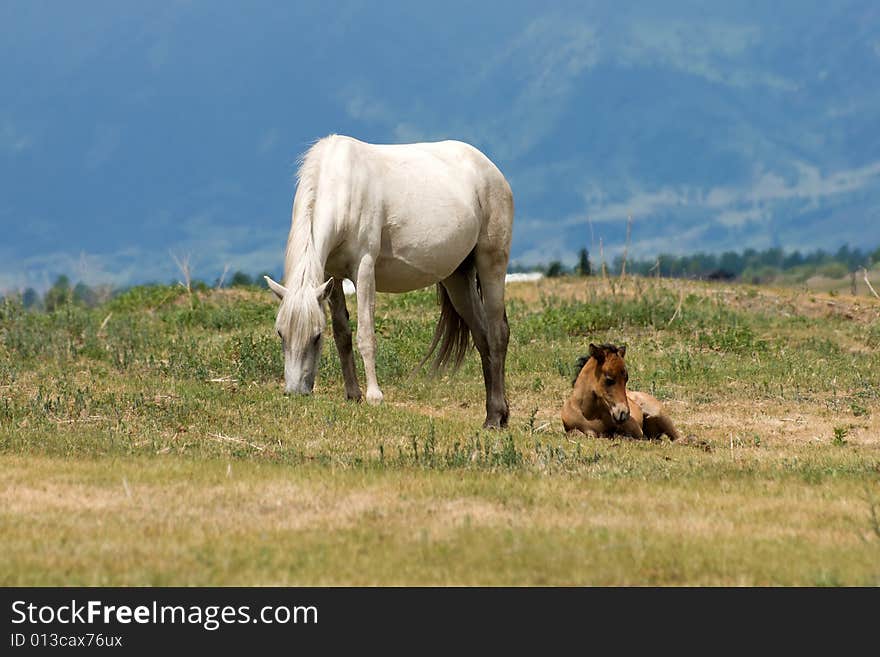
571, 343, 621, 386
275, 138, 333, 340
571, 356, 590, 386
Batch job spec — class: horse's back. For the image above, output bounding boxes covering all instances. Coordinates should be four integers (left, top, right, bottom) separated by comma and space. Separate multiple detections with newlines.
320, 135, 510, 211
626, 390, 664, 418
628, 390, 682, 441
314, 136, 510, 289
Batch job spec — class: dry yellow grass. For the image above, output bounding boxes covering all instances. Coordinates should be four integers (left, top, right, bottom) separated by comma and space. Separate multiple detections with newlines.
2, 453, 878, 585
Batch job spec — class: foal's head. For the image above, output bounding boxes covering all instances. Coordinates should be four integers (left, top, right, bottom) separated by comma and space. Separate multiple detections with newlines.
266, 275, 333, 395
587, 343, 630, 423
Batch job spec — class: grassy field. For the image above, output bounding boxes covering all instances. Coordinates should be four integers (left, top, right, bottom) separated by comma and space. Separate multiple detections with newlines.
2, 276, 879, 585
785, 263, 880, 297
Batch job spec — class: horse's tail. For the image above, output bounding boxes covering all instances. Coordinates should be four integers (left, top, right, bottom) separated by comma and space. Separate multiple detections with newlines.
418, 283, 471, 374
417, 255, 478, 375
572, 355, 590, 386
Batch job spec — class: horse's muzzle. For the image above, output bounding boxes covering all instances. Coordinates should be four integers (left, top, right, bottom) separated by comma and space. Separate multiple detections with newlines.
611, 406, 630, 423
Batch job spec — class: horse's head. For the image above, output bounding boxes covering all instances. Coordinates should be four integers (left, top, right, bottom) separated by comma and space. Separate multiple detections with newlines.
265, 275, 333, 395
589, 343, 630, 423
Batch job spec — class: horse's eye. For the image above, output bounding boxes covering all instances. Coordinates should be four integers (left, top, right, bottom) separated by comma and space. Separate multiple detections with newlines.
276, 330, 282, 339
312, 333, 322, 346
605, 377, 615, 386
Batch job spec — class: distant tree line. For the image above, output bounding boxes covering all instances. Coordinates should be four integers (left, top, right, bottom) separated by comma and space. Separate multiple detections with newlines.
1, 270, 273, 312
520, 244, 880, 283
3, 244, 879, 311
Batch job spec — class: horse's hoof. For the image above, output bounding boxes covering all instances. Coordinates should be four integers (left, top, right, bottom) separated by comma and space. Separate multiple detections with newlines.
482, 416, 508, 430
482, 404, 509, 430
346, 392, 363, 402
366, 390, 384, 405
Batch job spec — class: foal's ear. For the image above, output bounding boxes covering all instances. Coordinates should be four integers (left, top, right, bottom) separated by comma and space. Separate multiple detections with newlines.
264, 275, 287, 300
618, 345, 626, 359
588, 343, 604, 362
315, 278, 334, 302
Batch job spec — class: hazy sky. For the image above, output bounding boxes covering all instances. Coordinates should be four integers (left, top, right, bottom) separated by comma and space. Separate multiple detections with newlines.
1, 1, 878, 290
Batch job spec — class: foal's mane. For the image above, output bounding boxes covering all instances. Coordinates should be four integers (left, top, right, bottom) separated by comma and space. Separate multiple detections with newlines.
275, 138, 333, 341
571, 343, 623, 386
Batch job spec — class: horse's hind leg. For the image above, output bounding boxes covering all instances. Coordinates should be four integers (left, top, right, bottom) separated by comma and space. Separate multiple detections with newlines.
440, 263, 496, 425
474, 245, 511, 429
643, 414, 682, 441
328, 278, 362, 402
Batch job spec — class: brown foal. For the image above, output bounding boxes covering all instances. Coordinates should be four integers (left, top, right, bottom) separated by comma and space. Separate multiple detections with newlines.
562, 343, 681, 440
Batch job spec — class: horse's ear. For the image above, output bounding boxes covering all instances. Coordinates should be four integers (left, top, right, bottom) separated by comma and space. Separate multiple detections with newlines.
618, 345, 626, 359
264, 275, 287, 300
588, 343, 604, 362
315, 278, 334, 302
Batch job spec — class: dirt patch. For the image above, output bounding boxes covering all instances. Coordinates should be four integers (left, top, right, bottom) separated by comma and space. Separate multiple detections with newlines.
0, 482, 131, 515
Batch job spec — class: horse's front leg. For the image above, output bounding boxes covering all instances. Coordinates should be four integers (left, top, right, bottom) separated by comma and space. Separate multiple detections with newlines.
615, 416, 645, 440
355, 254, 383, 405
562, 400, 607, 437
328, 278, 362, 402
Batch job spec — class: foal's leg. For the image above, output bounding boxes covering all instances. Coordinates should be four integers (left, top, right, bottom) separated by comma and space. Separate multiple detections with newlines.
562, 400, 608, 437
643, 414, 682, 441
615, 416, 646, 440
328, 278, 362, 402
474, 249, 510, 429
355, 254, 383, 405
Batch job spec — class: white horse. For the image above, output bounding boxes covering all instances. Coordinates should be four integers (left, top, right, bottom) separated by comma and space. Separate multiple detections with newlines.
264, 134, 514, 428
